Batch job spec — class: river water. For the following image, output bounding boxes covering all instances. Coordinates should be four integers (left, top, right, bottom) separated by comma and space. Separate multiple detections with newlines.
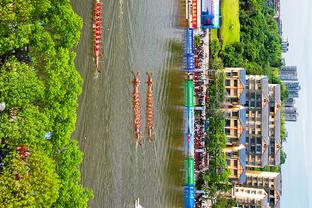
71, 0, 185, 207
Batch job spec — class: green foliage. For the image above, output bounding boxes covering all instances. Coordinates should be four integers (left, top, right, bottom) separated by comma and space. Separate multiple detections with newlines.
220, 0, 240, 48
280, 147, 287, 165
210, 40, 221, 60
0, 0, 33, 54
252, 165, 280, 173
212, 195, 236, 208
0, 0, 92, 207
53, 140, 93, 208
204, 65, 231, 199
0, 59, 44, 108
194, 35, 201, 48
0, 105, 51, 150
196, 172, 204, 190
220, 0, 282, 75
280, 106, 287, 142
47, 2, 83, 48
0, 149, 60, 207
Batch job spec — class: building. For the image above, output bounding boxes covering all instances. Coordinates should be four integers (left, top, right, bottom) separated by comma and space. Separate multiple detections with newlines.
224, 106, 247, 148
245, 171, 281, 208
223, 68, 247, 184
266, 0, 280, 19
224, 68, 246, 106
279, 66, 298, 81
284, 107, 298, 122
284, 97, 295, 108
224, 145, 246, 185
245, 75, 269, 168
281, 39, 289, 53
279, 66, 300, 122
277, 18, 283, 36
283, 81, 300, 98
232, 186, 269, 208
268, 85, 281, 166
224, 106, 247, 184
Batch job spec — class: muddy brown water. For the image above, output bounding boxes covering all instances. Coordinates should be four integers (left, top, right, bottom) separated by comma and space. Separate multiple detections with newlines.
71, 0, 185, 207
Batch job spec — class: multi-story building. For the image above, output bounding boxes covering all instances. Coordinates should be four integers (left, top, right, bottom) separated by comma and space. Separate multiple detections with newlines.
284, 107, 298, 122
245, 171, 281, 208
283, 81, 300, 98
224, 106, 247, 184
224, 106, 247, 148
284, 97, 295, 108
245, 75, 269, 168
266, 0, 280, 18
224, 68, 247, 184
279, 66, 300, 122
281, 39, 289, 53
279, 66, 298, 81
268, 85, 281, 166
224, 145, 246, 185
224, 68, 246, 106
232, 186, 269, 208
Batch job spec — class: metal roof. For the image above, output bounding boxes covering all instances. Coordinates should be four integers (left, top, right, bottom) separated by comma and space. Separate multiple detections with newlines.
239, 145, 247, 184
239, 107, 246, 145
239, 69, 246, 105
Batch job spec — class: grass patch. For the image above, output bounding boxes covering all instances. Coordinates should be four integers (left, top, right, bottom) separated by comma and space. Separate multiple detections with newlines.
220, 0, 240, 48
210, 29, 218, 42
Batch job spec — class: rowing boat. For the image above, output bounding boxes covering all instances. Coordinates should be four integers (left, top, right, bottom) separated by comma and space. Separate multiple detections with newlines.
93, 0, 102, 72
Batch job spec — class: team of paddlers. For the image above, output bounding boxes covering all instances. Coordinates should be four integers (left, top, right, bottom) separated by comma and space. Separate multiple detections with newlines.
146, 73, 153, 142
132, 72, 154, 146
94, 0, 103, 72
132, 72, 142, 146
92, 2, 154, 146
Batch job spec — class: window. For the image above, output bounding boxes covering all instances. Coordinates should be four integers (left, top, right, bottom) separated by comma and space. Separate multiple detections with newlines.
226, 89, 231, 95
231, 97, 239, 103
234, 120, 238, 127
233, 111, 239, 117
226, 119, 231, 127
250, 146, 256, 152
233, 89, 238, 96
234, 79, 238, 86
226, 79, 231, 86
227, 159, 231, 166
234, 160, 238, 166
234, 170, 238, 176
225, 128, 231, 135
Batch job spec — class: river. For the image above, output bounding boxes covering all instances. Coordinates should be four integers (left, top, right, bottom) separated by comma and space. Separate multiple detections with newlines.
71, 0, 185, 207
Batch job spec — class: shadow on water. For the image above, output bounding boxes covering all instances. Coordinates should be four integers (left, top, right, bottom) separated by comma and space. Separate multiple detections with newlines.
161, 39, 185, 208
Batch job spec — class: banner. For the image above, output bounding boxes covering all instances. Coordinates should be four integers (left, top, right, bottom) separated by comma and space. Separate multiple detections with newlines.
192, 0, 198, 28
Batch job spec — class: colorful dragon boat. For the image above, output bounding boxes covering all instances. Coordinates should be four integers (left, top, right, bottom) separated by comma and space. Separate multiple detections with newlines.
132, 72, 142, 146
93, 0, 103, 72
146, 73, 154, 142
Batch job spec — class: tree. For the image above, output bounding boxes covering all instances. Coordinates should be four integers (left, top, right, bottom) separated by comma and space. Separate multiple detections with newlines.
0, 148, 60, 207
0, 0, 34, 55
0, 59, 44, 108
53, 140, 93, 208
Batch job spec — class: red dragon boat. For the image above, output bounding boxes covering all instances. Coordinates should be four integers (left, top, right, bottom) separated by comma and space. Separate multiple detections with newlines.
146, 73, 154, 142
93, 0, 103, 72
132, 72, 142, 147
